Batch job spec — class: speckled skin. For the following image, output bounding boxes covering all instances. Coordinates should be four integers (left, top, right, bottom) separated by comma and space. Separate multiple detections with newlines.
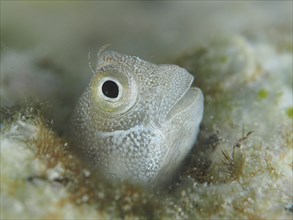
70, 50, 204, 186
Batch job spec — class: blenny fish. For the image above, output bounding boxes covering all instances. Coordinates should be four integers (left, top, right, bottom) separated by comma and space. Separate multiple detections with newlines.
70, 50, 204, 187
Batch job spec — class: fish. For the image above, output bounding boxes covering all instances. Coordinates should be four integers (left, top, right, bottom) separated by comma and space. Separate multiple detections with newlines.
70, 50, 204, 187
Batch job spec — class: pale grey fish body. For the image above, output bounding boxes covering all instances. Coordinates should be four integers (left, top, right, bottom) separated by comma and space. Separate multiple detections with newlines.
70, 50, 204, 186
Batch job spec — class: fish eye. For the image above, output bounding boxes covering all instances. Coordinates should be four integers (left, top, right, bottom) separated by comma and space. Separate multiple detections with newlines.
102, 80, 119, 99
91, 69, 138, 115
98, 77, 123, 102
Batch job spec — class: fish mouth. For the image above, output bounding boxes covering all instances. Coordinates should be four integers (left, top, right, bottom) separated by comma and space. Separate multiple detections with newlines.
165, 87, 204, 122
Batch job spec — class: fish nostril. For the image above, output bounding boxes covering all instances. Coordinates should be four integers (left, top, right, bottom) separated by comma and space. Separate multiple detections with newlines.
102, 80, 119, 99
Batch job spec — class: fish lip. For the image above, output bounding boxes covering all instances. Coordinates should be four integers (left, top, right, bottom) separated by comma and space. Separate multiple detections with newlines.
165, 86, 203, 122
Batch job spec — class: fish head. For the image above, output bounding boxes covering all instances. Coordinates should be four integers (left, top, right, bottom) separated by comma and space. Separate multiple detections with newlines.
71, 50, 204, 186
88, 50, 200, 130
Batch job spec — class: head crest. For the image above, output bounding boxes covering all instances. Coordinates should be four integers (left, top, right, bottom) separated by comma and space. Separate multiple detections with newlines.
88, 44, 111, 74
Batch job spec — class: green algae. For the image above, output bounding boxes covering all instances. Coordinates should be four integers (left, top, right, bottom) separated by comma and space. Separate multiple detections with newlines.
286, 107, 293, 119
258, 89, 269, 100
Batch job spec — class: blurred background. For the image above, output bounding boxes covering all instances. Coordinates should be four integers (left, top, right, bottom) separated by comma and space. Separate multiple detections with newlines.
1, 1, 292, 131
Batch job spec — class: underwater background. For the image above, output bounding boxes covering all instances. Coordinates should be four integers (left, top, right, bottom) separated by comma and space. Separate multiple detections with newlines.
1, 1, 292, 219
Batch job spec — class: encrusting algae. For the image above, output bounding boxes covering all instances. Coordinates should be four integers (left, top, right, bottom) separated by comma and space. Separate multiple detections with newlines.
1, 106, 163, 219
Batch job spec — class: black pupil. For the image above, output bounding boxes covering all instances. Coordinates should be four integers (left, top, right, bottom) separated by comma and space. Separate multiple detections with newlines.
102, 80, 119, 99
